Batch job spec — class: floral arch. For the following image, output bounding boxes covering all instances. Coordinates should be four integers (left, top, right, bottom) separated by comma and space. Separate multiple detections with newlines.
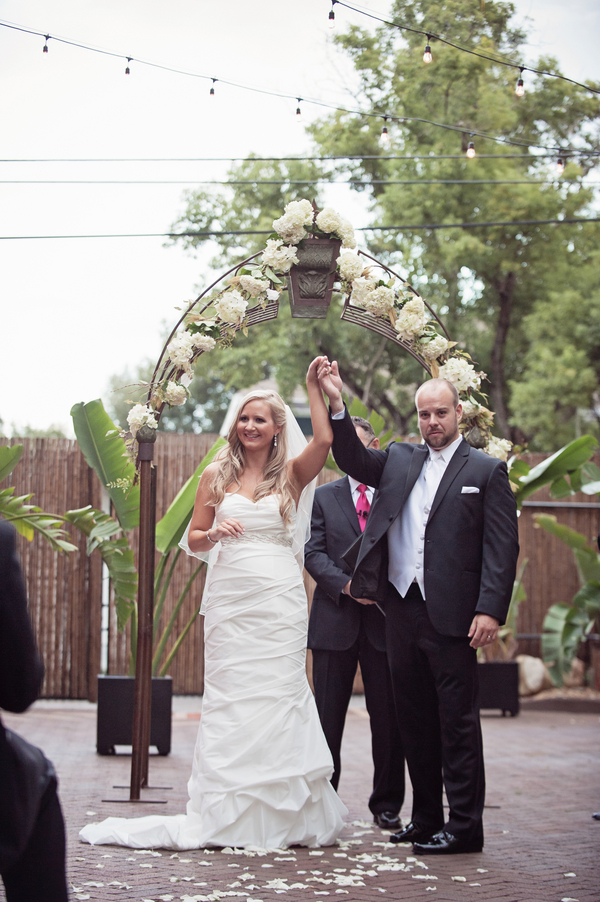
126, 199, 510, 461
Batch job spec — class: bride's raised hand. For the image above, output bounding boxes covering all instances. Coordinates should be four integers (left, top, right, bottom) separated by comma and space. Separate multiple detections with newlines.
306, 355, 327, 388
317, 359, 343, 412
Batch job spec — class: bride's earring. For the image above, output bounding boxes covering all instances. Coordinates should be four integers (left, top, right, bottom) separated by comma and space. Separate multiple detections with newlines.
273, 434, 278, 448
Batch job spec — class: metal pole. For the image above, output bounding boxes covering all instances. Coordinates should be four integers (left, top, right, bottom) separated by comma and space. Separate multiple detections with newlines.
130, 430, 156, 799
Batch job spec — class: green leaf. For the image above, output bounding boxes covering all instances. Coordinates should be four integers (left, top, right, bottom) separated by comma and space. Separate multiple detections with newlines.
155, 437, 226, 554
348, 397, 369, 419
0, 444, 23, 483
542, 602, 589, 684
368, 410, 385, 437
512, 436, 598, 508
549, 475, 573, 499
581, 480, 600, 496
71, 400, 140, 531
533, 514, 589, 550
0, 486, 78, 553
507, 458, 530, 480
573, 546, 600, 585
64, 506, 138, 631
572, 581, 600, 617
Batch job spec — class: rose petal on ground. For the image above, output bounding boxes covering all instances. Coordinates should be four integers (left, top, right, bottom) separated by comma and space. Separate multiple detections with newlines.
451, 876, 467, 882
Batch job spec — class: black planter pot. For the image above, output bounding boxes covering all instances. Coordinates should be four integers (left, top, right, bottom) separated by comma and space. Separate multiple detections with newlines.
478, 661, 520, 717
96, 675, 173, 755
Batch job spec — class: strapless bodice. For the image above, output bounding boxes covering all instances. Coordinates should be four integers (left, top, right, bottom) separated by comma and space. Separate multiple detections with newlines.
215, 493, 295, 548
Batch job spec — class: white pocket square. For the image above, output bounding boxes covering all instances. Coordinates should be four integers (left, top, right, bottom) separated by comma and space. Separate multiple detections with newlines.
461, 486, 480, 494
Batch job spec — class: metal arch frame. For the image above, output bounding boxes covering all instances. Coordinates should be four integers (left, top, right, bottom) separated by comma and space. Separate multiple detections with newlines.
130, 245, 451, 801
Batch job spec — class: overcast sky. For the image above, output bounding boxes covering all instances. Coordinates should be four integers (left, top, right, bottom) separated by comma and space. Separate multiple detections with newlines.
1, 0, 598, 435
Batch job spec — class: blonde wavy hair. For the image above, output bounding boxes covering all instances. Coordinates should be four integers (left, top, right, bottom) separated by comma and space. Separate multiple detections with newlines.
208, 390, 296, 526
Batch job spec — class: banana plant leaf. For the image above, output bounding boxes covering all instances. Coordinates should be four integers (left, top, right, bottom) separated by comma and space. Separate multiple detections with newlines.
542, 602, 592, 684
64, 505, 138, 631
0, 444, 23, 483
71, 400, 140, 531
155, 437, 226, 554
0, 485, 78, 553
510, 435, 598, 509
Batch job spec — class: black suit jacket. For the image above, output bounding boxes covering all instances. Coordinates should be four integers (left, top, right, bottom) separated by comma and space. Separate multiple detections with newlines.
331, 409, 519, 637
0, 521, 45, 866
305, 476, 386, 652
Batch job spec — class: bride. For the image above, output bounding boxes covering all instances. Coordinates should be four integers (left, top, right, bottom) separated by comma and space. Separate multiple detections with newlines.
80, 356, 347, 850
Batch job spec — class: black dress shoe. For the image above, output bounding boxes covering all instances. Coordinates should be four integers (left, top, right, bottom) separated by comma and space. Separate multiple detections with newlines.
413, 830, 483, 855
389, 821, 434, 844
373, 811, 402, 830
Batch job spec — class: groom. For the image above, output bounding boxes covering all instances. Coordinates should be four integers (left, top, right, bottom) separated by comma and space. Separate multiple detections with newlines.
319, 363, 519, 855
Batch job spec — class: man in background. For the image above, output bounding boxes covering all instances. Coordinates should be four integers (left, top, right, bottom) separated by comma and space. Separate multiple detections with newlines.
305, 417, 405, 831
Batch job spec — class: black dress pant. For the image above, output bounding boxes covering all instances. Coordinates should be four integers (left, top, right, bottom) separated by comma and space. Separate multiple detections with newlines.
385, 582, 485, 844
1, 777, 68, 902
312, 624, 405, 815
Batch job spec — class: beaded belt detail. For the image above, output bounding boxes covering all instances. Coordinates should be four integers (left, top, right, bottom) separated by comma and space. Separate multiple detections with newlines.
220, 533, 293, 548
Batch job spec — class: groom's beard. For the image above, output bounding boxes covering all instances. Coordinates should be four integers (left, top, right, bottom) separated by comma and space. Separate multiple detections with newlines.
422, 419, 460, 450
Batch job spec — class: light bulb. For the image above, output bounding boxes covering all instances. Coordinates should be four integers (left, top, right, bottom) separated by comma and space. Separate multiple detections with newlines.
296, 101, 302, 120
43, 35, 49, 53
329, 8, 335, 28
423, 39, 432, 64
556, 157, 565, 175
210, 79, 216, 96
515, 69, 524, 97
125, 58, 132, 75
380, 120, 389, 146
466, 140, 476, 159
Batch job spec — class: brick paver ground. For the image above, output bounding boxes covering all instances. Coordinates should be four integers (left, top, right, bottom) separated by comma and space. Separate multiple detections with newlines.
1, 699, 598, 902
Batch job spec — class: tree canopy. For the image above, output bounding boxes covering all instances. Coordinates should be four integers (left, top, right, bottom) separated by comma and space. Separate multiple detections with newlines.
109, 0, 600, 449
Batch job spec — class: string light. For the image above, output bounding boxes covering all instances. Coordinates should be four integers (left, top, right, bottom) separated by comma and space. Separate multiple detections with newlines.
125, 57, 132, 75
380, 116, 389, 146
209, 78, 217, 96
556, 157, 565, 174
42, 34, 49, 53
423, 35, 432, 64
515, 67, 525, 97
466, 138, 476, 159
296, 98, 302, 120
329, 1, 336, 29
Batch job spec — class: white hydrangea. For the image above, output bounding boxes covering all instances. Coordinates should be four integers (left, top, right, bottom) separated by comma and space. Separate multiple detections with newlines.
461, 399, 482, 419
485, 435, 512, 461
316, 206, 343, 235
214, 289, 248, 324
337, 251, 364, 282
167, 331, 195, 369
127, 404, 158, 438
395, 297, 426, 341
164, 381, 188, 406
261, 239, 299, 273
438, 357, 483, 392
350, 276, 378, 306
338, 216, 357, 249
239, 275, 269, 297
273, 199, 314, 244
362, 286, 396, 316
192, 333, 217, 352
420, 333, 450, 361
266, 288, 280, 301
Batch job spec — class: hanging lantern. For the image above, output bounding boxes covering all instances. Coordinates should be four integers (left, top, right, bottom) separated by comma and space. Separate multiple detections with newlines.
287, 237, 342, 318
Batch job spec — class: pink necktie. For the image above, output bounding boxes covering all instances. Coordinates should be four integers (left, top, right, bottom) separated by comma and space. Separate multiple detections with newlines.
356, 484, 370, 532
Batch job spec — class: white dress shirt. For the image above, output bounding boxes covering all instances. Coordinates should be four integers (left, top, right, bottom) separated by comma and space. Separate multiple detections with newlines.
348, 476, 375, 510
388, 435, 463, 599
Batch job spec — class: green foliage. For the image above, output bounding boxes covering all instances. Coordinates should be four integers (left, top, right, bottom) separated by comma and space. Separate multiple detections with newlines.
508, 435, 598, 509
535, 514, 600, 684
63, 506, 138, 631
71, 400, 140, 531
0, 445, 77, 553
305, 0, 600, 447
68, 403, 223, 675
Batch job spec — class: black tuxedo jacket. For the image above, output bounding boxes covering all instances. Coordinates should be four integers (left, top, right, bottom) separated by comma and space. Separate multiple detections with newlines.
331, 410, 519, 637
305, 476, 386, 652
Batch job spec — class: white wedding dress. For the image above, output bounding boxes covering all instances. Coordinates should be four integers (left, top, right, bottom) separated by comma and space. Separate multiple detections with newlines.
80, 494, 347, 850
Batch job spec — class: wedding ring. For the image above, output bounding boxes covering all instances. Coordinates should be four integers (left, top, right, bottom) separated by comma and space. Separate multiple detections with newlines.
487, 634, 492, 639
